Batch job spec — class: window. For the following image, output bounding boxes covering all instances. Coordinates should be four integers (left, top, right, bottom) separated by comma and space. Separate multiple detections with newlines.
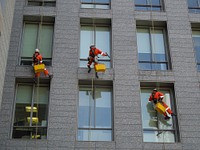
80, 19, 111, 68
81, 0, 110, 9
140, 87, 178, 142
137, 27, 169, 70
13, 82, 49, 139
192, 30, 200, 71
78, 85, 113, 141
20, 20, 54, 66
27, 0, 56, 6
188, 0, 200, 13
134, 0, 163, 11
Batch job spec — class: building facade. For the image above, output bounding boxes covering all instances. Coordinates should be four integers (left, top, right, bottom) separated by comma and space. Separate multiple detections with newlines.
0, 0, 200, 149
0, 0, 15, 108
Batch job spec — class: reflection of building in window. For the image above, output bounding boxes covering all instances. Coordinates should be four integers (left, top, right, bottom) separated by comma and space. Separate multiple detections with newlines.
136, 25, 170, 70
13, 81, 49, 139
188, 0, 200, 13
140, 87, 178, 143
27, 0, 56, 7
20, 16, 54, 66
192, 29, 200, 71
80, 18, 111, 68
78, 83, 113, 141
81, 0, 110, 9
134, 0, 164, 11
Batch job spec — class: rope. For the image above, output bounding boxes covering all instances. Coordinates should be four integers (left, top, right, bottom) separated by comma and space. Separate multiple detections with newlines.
34, 0, 44, 145
150, 1, 165, 149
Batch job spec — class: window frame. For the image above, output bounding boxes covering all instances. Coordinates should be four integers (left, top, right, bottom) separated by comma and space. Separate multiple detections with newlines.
77, 84, 113, 141
140, 87, 179, 143
134, 0, 164, 11
20, 21, 54, 66
136, 26, 170, 70
80, 22, 111, 68
80, 0, 111, 9
27, 0, 56, 7
12, 82, 50, 139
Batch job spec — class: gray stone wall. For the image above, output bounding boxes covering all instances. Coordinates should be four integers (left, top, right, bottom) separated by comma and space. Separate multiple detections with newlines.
0, 0, 15, 109
0, 0, 200, 149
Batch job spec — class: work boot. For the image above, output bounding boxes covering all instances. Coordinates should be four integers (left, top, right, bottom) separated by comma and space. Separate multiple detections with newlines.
164, 116, 170, 120
88, 67, 91, 73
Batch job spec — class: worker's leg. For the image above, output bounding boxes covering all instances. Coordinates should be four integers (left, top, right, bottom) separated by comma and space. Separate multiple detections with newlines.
35, 72, 40, 77
162, 102, 173, 114
94, 63, 99, 78
87, 59, 93, 73
44, 68, 49, 76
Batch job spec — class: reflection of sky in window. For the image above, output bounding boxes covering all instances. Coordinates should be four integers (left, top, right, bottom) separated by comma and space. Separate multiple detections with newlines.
141, 89, 173, 129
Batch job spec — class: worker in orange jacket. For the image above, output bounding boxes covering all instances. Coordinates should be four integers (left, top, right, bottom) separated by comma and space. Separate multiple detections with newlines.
149, 89, 176, 120
32, 49, 52, 78
87, 45, 108, 77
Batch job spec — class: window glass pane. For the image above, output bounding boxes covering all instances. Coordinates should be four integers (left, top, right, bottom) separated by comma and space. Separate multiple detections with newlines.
151, 29, 166, 62
16, 85, 33, 104
13, 127, 47, 139
95, 88, 111, 128
96, 27, 111, 60
13, 84, 49, 139
141, 89, 176, 142
81, 4, 94, 8
188, 0, 198, 7
34, 86, 49, 104
33, 86, 49, 127
80, 25, 111, 68
152, 63, 167, 70
80, 26, 94, 60
192, 31, 200, 63
141, 89, 158, 129
139, 63, 152, 70
137, 28, 151, 61
14, 85, 33, 127
38, 24, 53, 58
21, 24, 38, 57
151, 0, 161, 5
135, 0, 147, 5
78, 129, 112, 141
95, 0, 110, 3
81, 0, 92, 2
143, 130, 175, 142
79, 89, 95, 128
95, 5, 110, 9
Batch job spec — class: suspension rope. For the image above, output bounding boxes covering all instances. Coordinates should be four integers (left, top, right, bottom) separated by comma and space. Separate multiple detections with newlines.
34, 0, 44, 144
150, 1, 165, 149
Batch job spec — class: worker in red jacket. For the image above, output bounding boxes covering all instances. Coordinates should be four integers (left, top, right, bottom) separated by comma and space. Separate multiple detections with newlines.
87, 45, 108, 75
149, 88, 176, 120
32, 49, 52, 78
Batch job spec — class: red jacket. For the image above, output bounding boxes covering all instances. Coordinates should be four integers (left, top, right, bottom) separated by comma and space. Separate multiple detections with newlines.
32, 52, 43, 64
149, 91, 164, 102
89, 48, 107, 58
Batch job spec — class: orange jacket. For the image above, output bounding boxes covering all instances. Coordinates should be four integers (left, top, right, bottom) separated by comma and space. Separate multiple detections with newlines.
33, 52, 43, 64
149, 91, 164, 102
89, 48, 107, 58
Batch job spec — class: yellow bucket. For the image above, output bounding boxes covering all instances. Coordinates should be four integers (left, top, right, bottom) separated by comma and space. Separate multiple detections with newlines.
34, 64, 45, 73
94, 64, 106, 72
155, 102, 166, 115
